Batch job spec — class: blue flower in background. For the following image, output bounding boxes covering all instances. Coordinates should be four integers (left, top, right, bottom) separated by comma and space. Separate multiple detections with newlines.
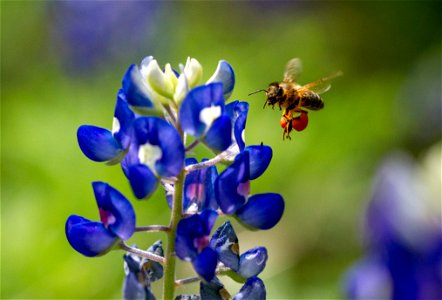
215, 148, 284, 230
50, 1, 161, 75
344, 153, 442, 300
77, 91, 134, 164
65, 182, 135, 257
175, 209, 219, 282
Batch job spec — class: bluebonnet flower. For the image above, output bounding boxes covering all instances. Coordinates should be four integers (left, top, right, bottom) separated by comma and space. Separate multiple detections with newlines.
210, 221, 267, 279
344, 153, 442, 300
77, 91, 134, 164
175, 209, 219, 282
177, 221, 267, 300
179, 83, 232, 151
122, 116, 185, 199
215, 148, 284, 230
233, 277, 266, 300
123, 241, 164, 300
65, 182, 135, 257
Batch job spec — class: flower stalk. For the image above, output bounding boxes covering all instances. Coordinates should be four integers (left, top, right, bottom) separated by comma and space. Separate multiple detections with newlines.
163, 167, 185, 299
119, 242, 165, 264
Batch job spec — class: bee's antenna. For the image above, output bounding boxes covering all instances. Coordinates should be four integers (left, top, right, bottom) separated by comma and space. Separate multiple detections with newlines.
248, 89, 266, 96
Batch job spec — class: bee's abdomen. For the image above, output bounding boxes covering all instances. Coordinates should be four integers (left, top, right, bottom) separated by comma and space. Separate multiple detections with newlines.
301, 91, 324, 110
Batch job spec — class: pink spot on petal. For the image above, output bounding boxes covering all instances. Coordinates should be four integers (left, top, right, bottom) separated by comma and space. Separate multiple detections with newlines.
99, 208, 116, 227
186, 183, 205, 202
237, 181, 250, 197
194, 236, 210, 253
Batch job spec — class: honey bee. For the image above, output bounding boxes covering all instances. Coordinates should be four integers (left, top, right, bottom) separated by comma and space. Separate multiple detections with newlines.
250, 58, 342, 140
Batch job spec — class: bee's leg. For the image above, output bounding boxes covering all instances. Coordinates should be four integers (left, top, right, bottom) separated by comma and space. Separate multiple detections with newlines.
284, 122, 292, 140
281, 112, 293, 140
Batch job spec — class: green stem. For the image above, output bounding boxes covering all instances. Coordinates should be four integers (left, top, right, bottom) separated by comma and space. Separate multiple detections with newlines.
163, 169, 184, 300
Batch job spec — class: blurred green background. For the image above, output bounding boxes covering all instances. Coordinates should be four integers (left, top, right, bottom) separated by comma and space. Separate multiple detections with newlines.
2, 1, 440, 299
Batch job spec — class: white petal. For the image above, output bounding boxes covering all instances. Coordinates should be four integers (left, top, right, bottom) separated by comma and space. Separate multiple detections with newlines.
112, 117, 120, 135
199, 105, 222, 128
183, 57, 203, 88
138, 143, 163, 173
145, 60, 175, 98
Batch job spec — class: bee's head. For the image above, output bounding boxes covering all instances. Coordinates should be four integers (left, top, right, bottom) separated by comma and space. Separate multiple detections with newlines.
248, 83, 283, 108
264, 82, 283, 107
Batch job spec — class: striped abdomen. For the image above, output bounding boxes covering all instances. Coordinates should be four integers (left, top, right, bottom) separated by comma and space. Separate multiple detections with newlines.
300, 90, 324, 110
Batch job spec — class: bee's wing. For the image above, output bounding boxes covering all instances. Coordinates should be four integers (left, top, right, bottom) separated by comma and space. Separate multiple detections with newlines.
302, 71, 343, 94
283, 58, 303, 83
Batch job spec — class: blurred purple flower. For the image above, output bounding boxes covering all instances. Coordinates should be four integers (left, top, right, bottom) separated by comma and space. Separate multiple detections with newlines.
344, 152, 442, 300
49, 1, 161, 75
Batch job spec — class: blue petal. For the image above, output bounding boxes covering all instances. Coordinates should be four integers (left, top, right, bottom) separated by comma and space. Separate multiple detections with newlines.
215, 152, 250, 214
120, 143, 139, 177
207, 60, 235, 99
202, 160, 219, 211
192, 247, 218, 282
209, 221, 239, 271
184, 158, 218, 212
65, 215, 118, 257
122, 64, 155, 109
244, 144, 272, 180
127, 164, 159, 199
238, 247, 268, 278
179, 83, 225, 138
123, 251, 141, 274
123, 272, 154, 300
235, 193, 284, 230
175, 210, 218, 261
234, 112, 247, 151
233, 277, 266, 300
134, 117, 184, 177
176, 214, 207, 261
200, 209, 218, 236
92, 182, 135, 240
225, 101, 249, 151
77, 125, 124, 162
113, 90, 135, 149
123, 251, 154, 300
203, 114, 232, 152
